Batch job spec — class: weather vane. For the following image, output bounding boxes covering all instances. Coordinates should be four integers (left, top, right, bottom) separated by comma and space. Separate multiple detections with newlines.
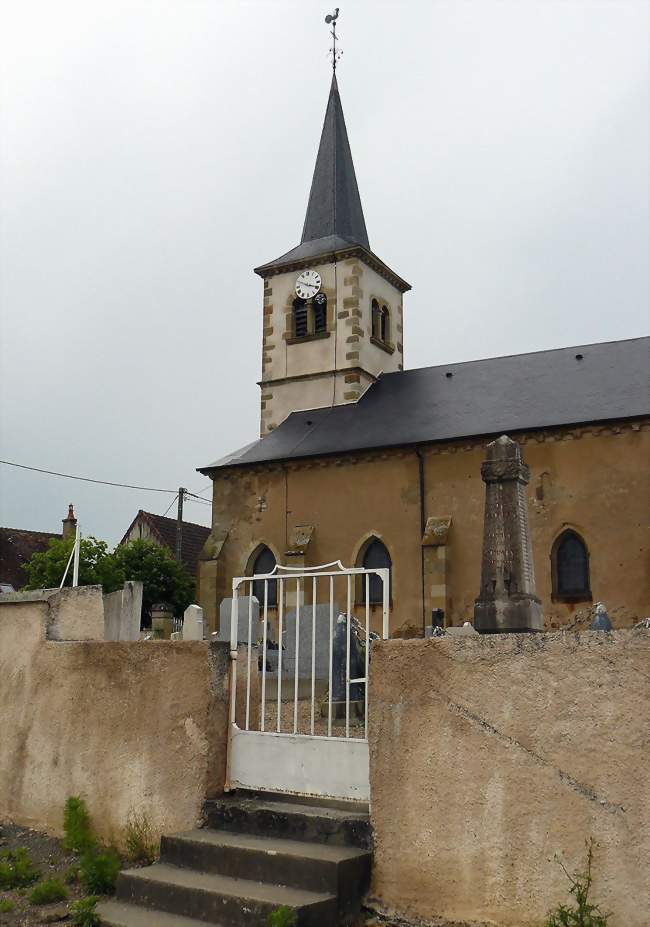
325, 8, 342, 71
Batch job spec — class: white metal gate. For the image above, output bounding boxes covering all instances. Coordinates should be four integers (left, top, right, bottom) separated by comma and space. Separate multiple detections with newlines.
226, 561, 389, 802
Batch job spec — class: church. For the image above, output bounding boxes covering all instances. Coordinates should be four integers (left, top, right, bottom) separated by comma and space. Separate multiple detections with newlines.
197, 73, 649, 637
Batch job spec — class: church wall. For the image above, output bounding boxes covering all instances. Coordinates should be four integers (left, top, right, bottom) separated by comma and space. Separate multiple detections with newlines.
201, 420, 649, 634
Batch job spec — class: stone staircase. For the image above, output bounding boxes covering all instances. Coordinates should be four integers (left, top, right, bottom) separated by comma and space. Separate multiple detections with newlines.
97, 791, 372, 926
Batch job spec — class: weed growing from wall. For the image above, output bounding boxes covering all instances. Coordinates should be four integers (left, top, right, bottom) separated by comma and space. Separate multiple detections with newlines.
63, 797, 96, 854
124, 810, 158, 864
546, 839, 611, 927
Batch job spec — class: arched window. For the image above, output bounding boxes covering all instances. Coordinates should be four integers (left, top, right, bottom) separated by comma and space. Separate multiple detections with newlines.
380, 305, 390, 343
293, 298, 308, 338
251, 545, 278, 606
371, 299, 380, 339
552, 530, 591, 601
361, 538, 392, 605
313, 293, 327, 333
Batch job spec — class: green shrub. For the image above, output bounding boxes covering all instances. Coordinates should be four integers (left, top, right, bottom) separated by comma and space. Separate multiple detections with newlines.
70, 896, 100, 927
546, 839, 611, 927
0, 899, 16, 913
0, 847, 40, 889
79, 848, 121, 894
124, 810, 157, 865
268, 905, 298, 927
63, 796, 95, 854
28, 878, 68, 905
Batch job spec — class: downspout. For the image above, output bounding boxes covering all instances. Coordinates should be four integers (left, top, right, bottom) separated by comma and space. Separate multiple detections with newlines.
415, 446, 427, 635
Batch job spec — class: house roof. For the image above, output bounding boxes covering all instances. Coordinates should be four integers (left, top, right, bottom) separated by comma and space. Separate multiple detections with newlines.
0, 527, 59, 590
200, 337, 649, 471
120, 511, 210, 578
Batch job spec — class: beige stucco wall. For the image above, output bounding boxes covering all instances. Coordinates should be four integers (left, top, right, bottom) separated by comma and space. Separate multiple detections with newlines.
200, 421, 650, 634
368, 631, 650, 927
260, 256, 404, 433
0, 598, 229, 847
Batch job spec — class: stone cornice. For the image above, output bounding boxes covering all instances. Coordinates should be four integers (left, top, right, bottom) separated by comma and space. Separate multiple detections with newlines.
254, 245, 411, 294
211, 417, 649, 480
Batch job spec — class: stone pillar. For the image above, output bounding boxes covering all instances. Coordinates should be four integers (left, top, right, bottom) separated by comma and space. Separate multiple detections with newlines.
62, 504, 77, 541
474, 435, 543, 633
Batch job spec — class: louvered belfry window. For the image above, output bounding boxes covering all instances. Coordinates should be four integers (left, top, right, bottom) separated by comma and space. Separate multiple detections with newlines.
554, 530, 590, 599
313, 293, 327, 333
293, 298, 308, 338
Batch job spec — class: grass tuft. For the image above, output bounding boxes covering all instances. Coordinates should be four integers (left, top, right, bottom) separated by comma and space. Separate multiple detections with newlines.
70, 895, 100, 926
268, 905, 298, 927
63, 796, 96, 854
0, 847, 40, 890
79, 848, 121, 895
546, 838, 611, 927
28, 878, 68, 905
124, 810, 157, 865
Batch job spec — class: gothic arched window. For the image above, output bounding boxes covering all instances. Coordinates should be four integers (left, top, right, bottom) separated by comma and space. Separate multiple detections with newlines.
360, 537, 392, 605
371, 299, 380, 339
380, 305, 390, 343
293, 298, 308, 338
552, 530, 591, 601
251, 545, 278, 607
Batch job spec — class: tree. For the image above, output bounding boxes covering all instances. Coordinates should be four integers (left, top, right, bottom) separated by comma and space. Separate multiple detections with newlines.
24, 537, 124, 593
112, 540, 194, 624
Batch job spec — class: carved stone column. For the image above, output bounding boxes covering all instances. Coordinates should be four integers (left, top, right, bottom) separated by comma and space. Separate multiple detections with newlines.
474, 435, 543, 633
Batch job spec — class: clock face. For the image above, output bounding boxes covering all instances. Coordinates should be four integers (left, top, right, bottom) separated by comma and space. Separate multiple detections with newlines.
295, 269, 321, 300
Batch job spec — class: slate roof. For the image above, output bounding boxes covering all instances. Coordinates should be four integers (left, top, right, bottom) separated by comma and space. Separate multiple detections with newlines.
0, 527, 59, 590
120, 511, 210, 578
200, 337, 649, 471
255, 75, 373, 275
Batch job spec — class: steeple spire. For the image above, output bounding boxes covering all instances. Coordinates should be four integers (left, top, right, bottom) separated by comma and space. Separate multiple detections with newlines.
300, 74, 369, 250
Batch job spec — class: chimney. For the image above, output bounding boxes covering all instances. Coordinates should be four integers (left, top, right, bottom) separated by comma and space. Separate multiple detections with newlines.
62, 504, 77, 541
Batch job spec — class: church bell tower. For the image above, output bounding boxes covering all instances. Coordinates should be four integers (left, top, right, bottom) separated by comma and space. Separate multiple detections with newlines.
254, 73, 411, 436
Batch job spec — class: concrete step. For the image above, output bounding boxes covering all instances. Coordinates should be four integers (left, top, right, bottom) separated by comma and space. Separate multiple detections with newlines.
97, 899, 209, 926
161, 828, 370, 907
116, 862, 337, 926
203, 792, 371, 849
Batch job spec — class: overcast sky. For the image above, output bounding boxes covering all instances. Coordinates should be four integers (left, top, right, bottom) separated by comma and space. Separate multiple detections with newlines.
1, 0, 648, 546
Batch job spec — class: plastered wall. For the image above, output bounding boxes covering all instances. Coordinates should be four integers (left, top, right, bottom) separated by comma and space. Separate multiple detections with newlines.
368, 631, 650, 927
200, 421, 650, 633
0, 597, 229, 847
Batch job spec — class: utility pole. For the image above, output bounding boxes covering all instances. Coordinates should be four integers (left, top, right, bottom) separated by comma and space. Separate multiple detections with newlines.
176, 487, 186, 563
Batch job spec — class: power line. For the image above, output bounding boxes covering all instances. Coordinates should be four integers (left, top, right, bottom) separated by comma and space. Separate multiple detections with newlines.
162, 494, 179, 518
1, 459, 178, 494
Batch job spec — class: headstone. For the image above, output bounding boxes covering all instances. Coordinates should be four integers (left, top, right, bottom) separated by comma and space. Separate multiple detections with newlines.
182, 604, 204, 641
590, 602, 613, 631
103, 581, 143, 641
282, 604, 337, 679
216, 596, 261, 644
474, 435, 544, 633
330, 614, 365, 722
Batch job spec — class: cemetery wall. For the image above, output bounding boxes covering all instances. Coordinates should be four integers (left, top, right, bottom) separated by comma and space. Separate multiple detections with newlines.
0, 597, 229, 846
368, 630, 649, 927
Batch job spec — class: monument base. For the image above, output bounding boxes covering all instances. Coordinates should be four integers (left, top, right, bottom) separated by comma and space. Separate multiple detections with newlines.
474, 593, 544, 634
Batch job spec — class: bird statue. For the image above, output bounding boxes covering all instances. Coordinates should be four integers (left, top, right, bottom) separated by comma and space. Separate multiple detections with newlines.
325, 8, 339, 25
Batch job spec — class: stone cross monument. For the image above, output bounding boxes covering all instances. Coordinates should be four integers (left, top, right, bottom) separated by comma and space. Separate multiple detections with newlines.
474, 435, 543, 633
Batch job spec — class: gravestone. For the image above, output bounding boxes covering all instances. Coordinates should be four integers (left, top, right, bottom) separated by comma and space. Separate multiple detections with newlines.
103, 581, 143, 641
182, 604, 204, 641
474, 435, 544, 633
329, 614, 365, 722
282, 604, 338, 679
216, 596, 261, 644
590, 602, 613, 631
